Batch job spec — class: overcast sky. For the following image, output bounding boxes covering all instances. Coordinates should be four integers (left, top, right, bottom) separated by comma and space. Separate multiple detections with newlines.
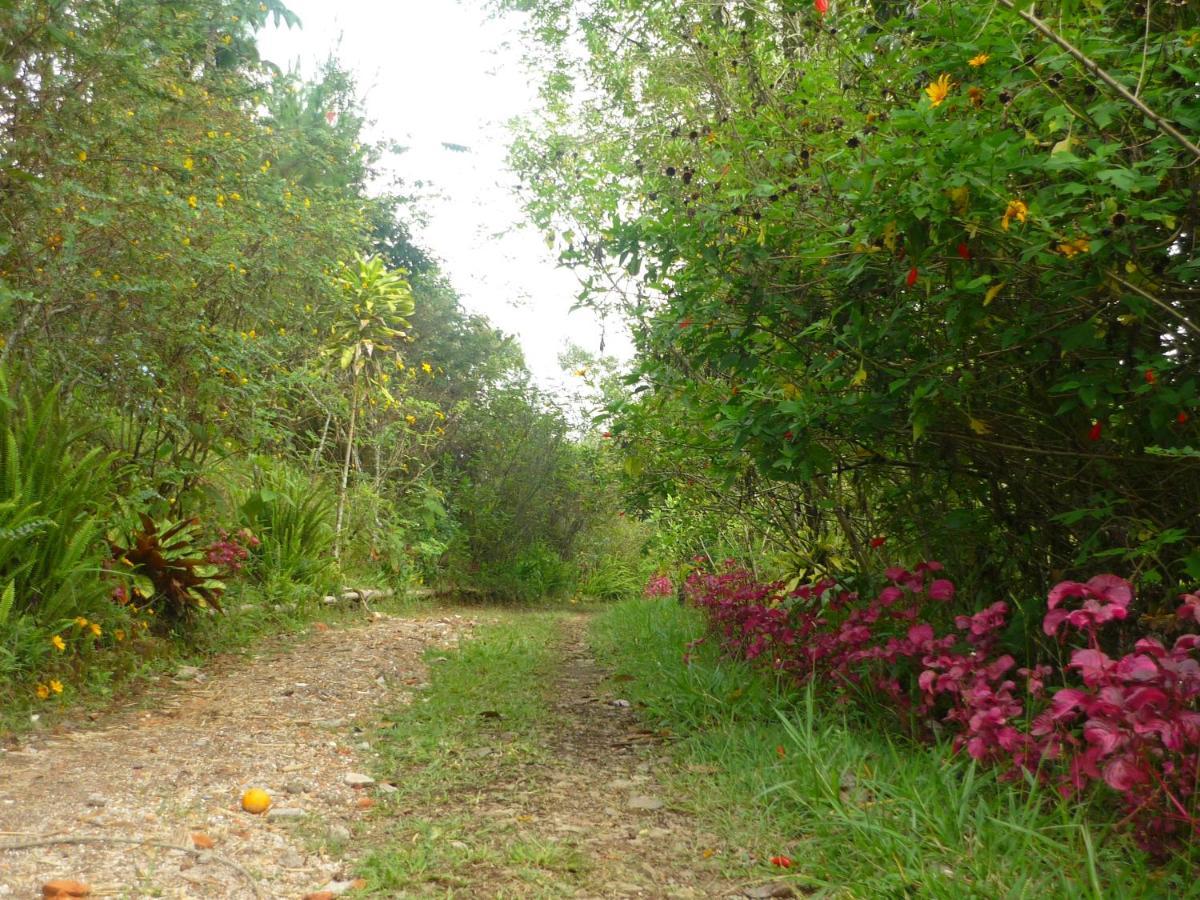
257, 0, 631, 391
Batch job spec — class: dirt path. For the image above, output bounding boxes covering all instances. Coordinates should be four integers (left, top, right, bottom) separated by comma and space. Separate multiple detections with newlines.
485, 616, 745, 899
0, 611, 475, 899
1, 610, 774, 899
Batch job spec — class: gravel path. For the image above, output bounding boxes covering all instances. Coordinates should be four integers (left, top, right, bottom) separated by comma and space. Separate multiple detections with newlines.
0, 610, 474, 899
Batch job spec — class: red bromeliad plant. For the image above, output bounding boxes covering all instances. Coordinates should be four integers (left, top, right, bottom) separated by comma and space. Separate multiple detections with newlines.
669, 564, 1200, 848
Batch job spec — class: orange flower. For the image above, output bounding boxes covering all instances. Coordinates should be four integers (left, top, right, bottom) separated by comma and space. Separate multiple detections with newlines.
1000, 199, 1028, 231
1057, 237, 1090, 258
925, 74, 953, 107
968, 53, 990, 67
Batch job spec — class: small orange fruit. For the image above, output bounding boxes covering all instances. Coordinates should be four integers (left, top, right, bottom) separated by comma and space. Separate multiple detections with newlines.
241, 788, 271, 815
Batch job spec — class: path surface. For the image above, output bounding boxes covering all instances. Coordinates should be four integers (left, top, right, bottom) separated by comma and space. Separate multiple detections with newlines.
0, 609, 770, 899
0, 611, 474, 898
418, 615, 744, 899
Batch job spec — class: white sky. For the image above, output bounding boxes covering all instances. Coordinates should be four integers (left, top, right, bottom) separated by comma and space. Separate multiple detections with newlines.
257, 0, 631, 392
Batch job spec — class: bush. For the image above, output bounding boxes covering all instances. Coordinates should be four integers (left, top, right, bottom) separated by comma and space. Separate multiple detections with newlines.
680, 562, 1200, 850
237, 461, 337, 587
0, 381, 116, 625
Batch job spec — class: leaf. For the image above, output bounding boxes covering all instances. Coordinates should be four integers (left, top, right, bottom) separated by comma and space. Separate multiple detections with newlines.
983, 282, 1005, 306
968, 417, 991, 435
850, 367, 868, 387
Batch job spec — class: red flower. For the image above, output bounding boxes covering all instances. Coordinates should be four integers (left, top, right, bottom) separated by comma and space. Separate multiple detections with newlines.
814, 0, 828, 13
869, 536, 886, 548
1088, 421, 1103, 442
1178, 411, 1190, 425
679, 317, 692, 328
906, 266, 918, 287
1144, 369, 1156, 385
775, 744, 787, 759
770, 855, 793, 868
957, 242, 971, 260
602, 431, 612, 438
784, 430, 794, 441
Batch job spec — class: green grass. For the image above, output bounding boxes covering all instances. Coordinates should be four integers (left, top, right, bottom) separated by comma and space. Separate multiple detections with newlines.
358, 610, 585, 895
590, 598, 1196, 899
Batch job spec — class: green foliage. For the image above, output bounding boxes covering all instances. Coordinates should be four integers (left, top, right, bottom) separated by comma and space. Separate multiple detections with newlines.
0, 378, 114, 626
504, 0, 1200, 609
238, 461, 336, 586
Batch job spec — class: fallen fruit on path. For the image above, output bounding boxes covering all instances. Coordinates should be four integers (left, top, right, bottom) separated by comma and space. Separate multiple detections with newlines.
42, 881, 90, 898
192, 832, 215, 849
241, 788, 272, 814
770, 855, 793, 868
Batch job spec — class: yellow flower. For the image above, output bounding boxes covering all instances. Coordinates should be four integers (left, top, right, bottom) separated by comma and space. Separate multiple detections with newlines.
925, 74, 953, 108
183, 156, 194, 171
51, 634, 65, 651
74, 616, 88, 627
188, 195, 198, 208
216, 194, 225, 208
77, 150, 87, 162
89, 622, 102, 637
115, 628, 126, 642
35, 684, 49, 700
421, 362, 432, 374
1057, 237, 1090, 258
260, 160, 271, 173
968, 53, 990, 68
1000, 199, 1028, 231
207, 130, 217, 139
434, 410, 445, 421
49, 679, 63, 695
405, 415, 416, 425
229, 192, 241, 202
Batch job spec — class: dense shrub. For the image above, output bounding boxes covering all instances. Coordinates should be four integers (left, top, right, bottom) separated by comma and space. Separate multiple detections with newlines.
679, 562, 1200, 849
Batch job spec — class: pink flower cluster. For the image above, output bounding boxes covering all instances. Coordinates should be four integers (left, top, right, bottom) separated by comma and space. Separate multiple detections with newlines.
206, 528, 260, 574
684, 562, 1200, 848
644, 573, 675, 598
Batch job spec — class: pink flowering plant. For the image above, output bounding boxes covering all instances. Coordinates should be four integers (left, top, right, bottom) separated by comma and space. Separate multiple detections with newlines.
206, 528, 261, 575
680, 561, 1200, 848
643, 573, 675, 598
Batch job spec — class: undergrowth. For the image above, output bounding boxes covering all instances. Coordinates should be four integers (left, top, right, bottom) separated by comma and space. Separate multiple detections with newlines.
590, 598, 1195, 899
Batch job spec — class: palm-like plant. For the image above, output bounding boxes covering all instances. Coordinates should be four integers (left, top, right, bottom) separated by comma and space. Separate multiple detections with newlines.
326, 254, 414, 557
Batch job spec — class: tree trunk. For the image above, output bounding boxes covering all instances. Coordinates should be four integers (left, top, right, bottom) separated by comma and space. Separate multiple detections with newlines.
334, 379, 359, 561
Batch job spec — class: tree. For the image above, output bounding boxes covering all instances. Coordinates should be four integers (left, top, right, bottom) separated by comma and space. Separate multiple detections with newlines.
326, 254, 414, 558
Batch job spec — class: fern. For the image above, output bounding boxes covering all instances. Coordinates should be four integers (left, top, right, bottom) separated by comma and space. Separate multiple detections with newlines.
0, 583, 13, 627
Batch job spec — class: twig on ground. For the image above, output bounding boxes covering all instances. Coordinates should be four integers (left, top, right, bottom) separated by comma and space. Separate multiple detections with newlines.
0, 835, 264, 898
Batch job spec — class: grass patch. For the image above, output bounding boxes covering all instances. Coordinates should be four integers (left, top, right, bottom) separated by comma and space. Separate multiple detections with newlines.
590, 598, 1194, 899
359, 610, 586, 895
